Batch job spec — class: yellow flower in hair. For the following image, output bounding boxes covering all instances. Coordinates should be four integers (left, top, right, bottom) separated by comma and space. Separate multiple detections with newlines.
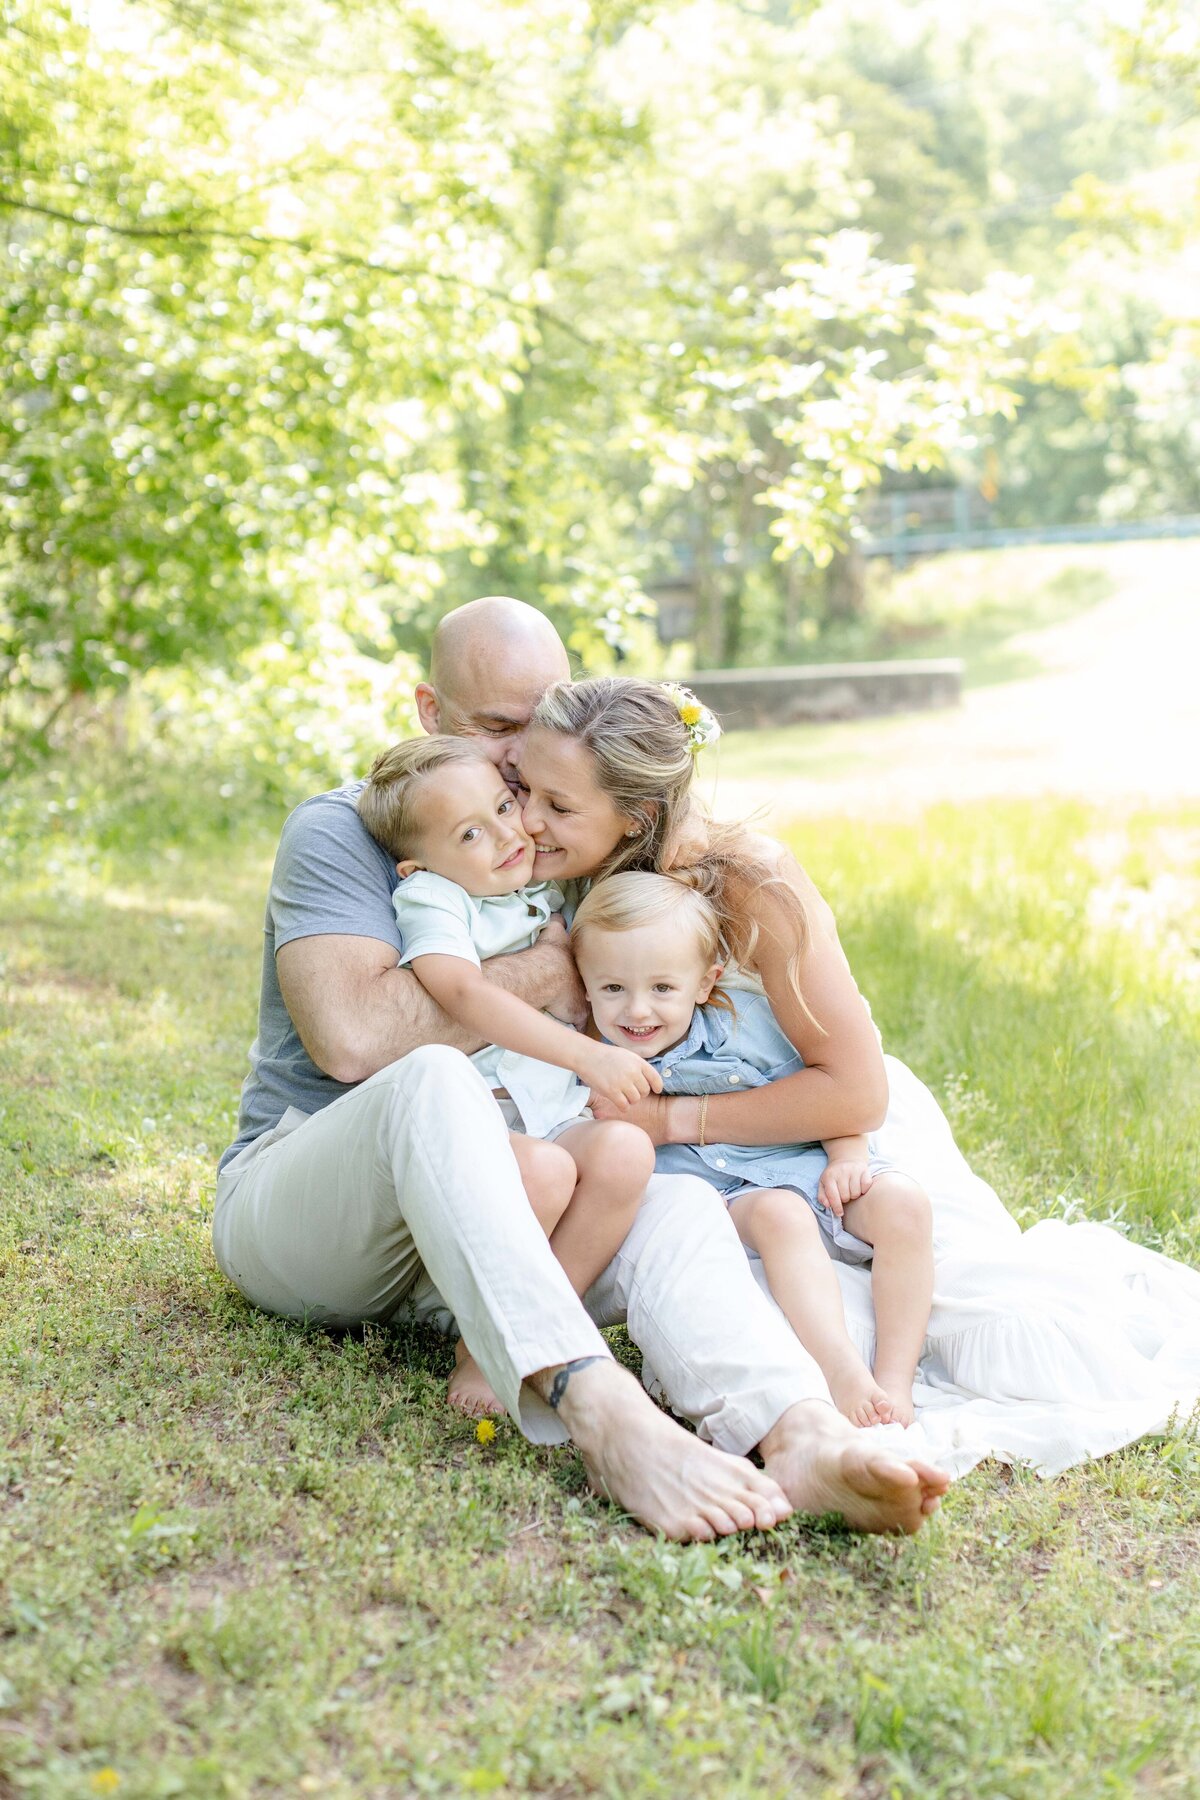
660, 680, 722, 754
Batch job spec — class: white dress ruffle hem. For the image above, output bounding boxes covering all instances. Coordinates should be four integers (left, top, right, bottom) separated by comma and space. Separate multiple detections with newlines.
753, 1056, 1200, 1479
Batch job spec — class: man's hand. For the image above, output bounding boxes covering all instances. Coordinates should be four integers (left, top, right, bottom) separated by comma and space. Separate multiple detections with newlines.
660, 800, 709, 871
532, 916, 588, 1030
576, 1041, 664, 1109
818, 1158, 874, 1218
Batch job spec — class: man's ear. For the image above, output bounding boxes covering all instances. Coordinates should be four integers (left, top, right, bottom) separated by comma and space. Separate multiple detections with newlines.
696, 963, 724, 1004
414, 683, 441, 737
395, 858, 424, 881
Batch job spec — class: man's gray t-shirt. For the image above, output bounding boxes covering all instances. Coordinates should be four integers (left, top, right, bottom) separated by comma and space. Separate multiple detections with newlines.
219, 783, 401, 1172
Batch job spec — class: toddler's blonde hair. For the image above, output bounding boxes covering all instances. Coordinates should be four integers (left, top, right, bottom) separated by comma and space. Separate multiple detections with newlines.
571, 871, 734, 1014
357, 736, 491, 860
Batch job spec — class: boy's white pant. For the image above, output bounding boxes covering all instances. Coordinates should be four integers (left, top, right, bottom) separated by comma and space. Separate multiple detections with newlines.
213, 1046, 831, 1449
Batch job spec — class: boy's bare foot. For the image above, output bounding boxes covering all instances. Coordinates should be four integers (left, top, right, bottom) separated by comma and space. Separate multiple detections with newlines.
759, 1400, 949, 1535
448, 1339, 505, 1419
824, 1351, 895, 1428
874, 1372, 916, 1427
536, 1358, 793, 1542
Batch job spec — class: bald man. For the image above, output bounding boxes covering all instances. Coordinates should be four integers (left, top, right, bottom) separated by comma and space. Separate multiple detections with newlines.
212, 596, 947, 1541
414, 595, 570, 794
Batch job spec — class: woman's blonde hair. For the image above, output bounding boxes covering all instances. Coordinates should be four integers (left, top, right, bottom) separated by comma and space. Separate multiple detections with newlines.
356, 735, 489, 859
532, 676, 815, 1020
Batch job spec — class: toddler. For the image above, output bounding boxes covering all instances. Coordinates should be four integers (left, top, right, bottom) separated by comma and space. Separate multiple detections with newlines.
570, 870, 934, 1427
357, 736, 660, 1416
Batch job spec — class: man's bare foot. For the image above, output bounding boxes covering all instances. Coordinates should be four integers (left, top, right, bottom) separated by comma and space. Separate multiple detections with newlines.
536, 1358, 793, 1542
874, 1371, 916, 1427
760, 1400, 949, 1535
448, 1338, 505, 1419
824, 1351, 894, 1428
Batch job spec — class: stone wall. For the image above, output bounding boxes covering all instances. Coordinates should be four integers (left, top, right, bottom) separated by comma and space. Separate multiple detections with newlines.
684, 659, 962, 729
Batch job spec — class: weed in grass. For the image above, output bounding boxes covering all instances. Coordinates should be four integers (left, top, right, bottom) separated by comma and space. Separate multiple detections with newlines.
725, 1615, 792, 1701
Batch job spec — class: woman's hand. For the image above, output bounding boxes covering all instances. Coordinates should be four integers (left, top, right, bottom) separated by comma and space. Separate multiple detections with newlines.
586, 1087, 680, 1144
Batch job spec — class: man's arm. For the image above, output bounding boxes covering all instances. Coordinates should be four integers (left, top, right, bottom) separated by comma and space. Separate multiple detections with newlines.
278, 917, 587, 1086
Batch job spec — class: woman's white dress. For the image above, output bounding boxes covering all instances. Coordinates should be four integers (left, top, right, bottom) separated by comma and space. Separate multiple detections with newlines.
758, 1056, 1200, 1479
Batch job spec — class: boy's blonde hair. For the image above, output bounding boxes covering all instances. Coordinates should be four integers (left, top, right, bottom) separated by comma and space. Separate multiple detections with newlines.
533, 676, 816, 1023
357, 736, 490, 860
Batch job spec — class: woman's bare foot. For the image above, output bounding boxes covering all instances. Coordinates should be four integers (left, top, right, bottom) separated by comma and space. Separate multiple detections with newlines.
874, 1371, 916, 1427
824, 1351, 894, 1428
536, 1358, 793, 1541
447, 1338, 505, 1419
759, 1400, 948, 1535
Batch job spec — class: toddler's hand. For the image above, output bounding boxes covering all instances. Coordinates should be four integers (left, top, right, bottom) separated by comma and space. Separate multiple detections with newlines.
818, 1159, 874, 1217
578, 1041, 664, 1108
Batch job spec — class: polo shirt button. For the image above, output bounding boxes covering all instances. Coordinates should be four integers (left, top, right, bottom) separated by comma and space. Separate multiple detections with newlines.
715, 1157, 726, 1168
728, 1073, 740, 1084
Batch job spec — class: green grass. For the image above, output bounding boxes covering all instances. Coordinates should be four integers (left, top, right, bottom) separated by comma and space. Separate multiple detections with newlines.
2, 799, 1199, 1797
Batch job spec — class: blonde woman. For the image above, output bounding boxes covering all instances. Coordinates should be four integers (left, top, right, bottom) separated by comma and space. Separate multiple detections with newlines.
516, 676, 1200, 1470
520, 676, 896, 1176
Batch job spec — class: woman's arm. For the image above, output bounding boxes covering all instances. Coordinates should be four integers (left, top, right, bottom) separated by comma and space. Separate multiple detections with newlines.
595, 843, 888, 1146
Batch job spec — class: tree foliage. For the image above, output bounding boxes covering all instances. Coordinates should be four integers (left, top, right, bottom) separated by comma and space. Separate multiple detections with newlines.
1, 0, 1192, 767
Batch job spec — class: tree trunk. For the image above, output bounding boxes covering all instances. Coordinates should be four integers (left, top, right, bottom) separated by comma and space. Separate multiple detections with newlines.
693, 482, 725, 667
822, 544, 867, 622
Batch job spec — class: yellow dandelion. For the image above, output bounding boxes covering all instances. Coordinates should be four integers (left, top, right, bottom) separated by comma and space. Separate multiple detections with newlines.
476, 1418, 497, 1445
90, 1773, 121, 1795
679, 704, 702, 725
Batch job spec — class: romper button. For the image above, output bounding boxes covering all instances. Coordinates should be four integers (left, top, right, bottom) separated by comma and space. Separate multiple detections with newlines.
728, 1074, 740, 1084
663, 1068, 672, 1078
715, 1157, 726, 1168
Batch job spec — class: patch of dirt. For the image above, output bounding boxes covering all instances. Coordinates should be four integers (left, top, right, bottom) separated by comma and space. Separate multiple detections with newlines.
143, 1559, 284, 1623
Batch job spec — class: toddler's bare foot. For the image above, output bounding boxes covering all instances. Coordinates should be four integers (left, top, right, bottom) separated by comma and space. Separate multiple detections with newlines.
541, 1359, 793, 1541
875, 1372, 916, 1427
824, 1352, 894, 1428
447, 1339, 505, 1419
760, 1401, 949, 1535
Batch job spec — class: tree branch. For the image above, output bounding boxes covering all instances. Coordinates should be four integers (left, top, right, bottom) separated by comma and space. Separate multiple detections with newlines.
0, 191, 597, 347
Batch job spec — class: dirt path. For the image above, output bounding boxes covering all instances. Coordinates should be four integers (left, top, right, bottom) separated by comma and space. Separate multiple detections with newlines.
706, 541, 1200, 823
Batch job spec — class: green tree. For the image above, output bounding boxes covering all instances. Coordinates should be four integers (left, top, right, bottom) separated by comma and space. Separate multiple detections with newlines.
2, 0, 1038, 769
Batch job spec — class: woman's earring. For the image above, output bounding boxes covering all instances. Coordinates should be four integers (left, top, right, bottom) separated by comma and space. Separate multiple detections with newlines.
624, 826, 640, 837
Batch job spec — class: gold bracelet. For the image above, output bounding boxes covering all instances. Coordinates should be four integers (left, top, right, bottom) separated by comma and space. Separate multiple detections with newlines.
697, 1095, 709, 1148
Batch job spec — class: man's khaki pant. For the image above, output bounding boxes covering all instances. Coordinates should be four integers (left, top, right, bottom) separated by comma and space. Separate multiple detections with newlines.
213, 1046, 831, 1448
